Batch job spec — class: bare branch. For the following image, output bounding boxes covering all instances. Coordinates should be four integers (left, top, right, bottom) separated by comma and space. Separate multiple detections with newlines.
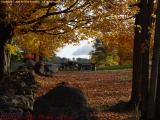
32, 25, 63, 33
129, 3, 140, 8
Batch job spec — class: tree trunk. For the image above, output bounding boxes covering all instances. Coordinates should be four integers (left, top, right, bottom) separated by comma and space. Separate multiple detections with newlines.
0, 42, 6, 79
147, 1, 160, 119
0, 3, 14, 80
130, 10, 143, 108
4, 43, 11, 74
140, 1, 154, 119
0, 41, 12, 79
130, 1, 154, 114
156, 61, 160, 119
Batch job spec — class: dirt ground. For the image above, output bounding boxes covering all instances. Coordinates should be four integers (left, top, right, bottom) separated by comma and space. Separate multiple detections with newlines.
36, 70, 137, 120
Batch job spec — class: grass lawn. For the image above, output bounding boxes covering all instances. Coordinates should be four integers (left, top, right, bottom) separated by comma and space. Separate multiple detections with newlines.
97, 64, 132, 71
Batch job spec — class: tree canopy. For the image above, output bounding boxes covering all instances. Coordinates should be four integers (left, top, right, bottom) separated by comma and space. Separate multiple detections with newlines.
0, 0, 137, 60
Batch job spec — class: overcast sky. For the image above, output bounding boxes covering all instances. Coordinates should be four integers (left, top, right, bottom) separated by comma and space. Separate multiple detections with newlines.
56, 40, 94, 59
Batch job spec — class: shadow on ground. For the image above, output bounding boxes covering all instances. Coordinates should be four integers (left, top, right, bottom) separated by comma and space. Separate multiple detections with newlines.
94, 102, 138, 120
95, 101, 134, 113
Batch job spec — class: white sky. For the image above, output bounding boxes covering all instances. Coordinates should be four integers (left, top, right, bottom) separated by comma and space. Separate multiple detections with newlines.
56, 40, 94, 59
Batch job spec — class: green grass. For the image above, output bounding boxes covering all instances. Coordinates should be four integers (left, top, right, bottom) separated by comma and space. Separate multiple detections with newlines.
97, 64, 133, 70
93, 104, 111, 111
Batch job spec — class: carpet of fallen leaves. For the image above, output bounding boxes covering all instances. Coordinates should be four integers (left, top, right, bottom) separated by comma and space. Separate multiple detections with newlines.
35, 70, 137, 120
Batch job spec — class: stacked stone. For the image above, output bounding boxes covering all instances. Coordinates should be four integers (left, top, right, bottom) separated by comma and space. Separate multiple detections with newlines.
0, 69, 39, 116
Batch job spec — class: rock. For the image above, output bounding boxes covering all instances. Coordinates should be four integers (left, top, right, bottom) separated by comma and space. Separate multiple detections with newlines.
33, 82, 96, 120
0, 95, 35, 115
0, 69, 39, 96
0, 68, 39, 116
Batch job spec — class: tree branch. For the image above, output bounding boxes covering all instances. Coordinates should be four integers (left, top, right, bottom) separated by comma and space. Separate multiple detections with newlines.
119, 15, 135, 21
17, 0, 79, 26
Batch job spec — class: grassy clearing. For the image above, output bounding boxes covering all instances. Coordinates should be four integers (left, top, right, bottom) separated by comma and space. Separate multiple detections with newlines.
97, 64, 132, 71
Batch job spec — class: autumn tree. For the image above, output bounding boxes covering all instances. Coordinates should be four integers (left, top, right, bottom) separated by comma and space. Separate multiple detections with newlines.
90, 0, 136, 65
2, 2, 160, 120
90, 39, 108, 67
128, 1, 160, 120
0, 0, 136, 77
0, 0, 102, 79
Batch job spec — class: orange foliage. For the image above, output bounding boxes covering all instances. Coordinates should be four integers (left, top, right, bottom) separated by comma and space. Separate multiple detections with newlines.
36, 70, 133, 120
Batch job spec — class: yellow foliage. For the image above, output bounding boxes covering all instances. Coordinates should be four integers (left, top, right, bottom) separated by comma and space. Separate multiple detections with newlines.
6, 44, 18, 55
4, 0, 137, 60
106, 55, 120, 66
